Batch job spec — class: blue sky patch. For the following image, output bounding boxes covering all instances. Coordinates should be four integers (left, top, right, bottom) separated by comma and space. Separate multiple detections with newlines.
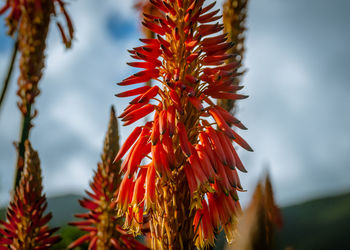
0, 22, 12, 52
106, 13, 137, 40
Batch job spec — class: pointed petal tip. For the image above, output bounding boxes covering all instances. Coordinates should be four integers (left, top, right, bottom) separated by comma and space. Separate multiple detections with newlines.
247, 146, 254, 152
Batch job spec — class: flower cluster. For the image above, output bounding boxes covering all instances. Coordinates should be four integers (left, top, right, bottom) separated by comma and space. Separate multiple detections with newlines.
0, 141, 60, 249
115, 0, 252, 248
68, 107, 148, 250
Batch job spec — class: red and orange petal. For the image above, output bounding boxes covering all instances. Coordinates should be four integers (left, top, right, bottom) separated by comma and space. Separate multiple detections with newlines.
193, 200, 215, 248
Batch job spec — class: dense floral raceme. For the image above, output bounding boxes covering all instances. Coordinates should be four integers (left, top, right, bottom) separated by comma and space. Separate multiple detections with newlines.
0, 141, 60, 249
68, 107, 148, 250
115, 0, 252, 248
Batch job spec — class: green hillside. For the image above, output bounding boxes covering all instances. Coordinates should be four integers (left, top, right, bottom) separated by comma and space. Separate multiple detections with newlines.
276, 192, 350, 250
45, 194, 85, 227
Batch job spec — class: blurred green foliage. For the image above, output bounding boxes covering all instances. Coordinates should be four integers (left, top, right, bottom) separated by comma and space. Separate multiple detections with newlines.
51, 226, 88, 250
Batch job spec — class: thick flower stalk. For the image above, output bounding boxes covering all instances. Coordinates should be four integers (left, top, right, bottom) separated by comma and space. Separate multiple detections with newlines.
218, 0, 248, 113
115, 0, 252, 248
0, 141, 60, 249
68, 107, 148, 250
0, 0, 74, 187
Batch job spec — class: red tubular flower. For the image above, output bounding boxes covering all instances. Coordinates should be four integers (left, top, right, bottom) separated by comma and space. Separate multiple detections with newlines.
193, 199, 215, 248
115, 0, 252, 248
0, 141, 60, 249
69, 108, 148, 250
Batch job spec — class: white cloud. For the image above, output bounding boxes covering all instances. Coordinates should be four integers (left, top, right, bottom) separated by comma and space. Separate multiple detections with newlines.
50, 91, 103, 149
44, 154, 93, 196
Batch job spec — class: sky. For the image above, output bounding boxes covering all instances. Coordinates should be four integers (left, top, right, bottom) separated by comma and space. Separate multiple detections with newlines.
0, 0, 349, 208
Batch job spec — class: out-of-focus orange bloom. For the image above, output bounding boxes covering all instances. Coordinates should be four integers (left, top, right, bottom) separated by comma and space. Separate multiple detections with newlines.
0, 0, 73, 47
227, 174, 282, 250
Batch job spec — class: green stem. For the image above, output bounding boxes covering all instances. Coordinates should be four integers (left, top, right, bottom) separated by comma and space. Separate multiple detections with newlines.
0, 38, 18, 115
13, 103, 32, 189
